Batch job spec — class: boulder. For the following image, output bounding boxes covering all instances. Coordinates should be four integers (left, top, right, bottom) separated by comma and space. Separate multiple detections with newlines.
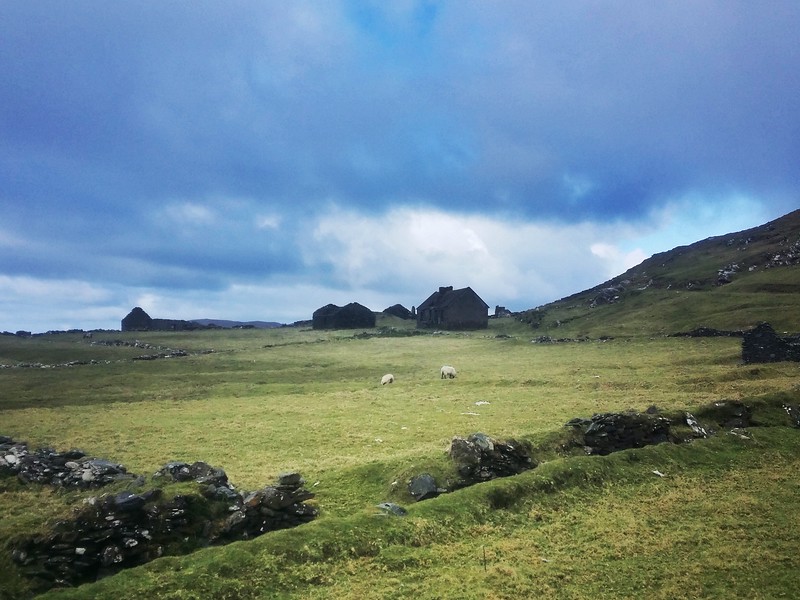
408, 473, 441, 502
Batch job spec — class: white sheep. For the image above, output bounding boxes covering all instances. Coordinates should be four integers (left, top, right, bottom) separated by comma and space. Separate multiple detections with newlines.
440, 365, 457, 379
381, 373, 395, 385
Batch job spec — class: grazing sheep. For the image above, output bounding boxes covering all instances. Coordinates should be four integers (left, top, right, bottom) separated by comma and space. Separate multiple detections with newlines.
440, 365, 457, 379
381, 373, 395, 385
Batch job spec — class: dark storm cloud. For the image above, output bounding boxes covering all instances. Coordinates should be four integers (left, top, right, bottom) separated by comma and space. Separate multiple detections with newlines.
1, 1, 798, 330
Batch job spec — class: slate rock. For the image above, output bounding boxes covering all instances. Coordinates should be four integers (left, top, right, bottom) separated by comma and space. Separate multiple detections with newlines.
376, 502, 408, 516
408, 473, 441, 502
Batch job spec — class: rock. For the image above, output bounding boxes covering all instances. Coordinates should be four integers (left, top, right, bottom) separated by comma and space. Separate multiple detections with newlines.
188, 461, 228, 487
100, 545, 123, 568
408, 474, 441, 502
261, 488, 292, 510
685, 412, 709, 438
113, 491, 146, 512
376, 502, 408, 516
449, 437, 482, 474
277, 472, 304, 488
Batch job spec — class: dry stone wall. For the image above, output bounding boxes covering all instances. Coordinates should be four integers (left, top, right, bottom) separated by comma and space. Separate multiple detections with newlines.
741, 322, 800, 364
1, 436, 317, 593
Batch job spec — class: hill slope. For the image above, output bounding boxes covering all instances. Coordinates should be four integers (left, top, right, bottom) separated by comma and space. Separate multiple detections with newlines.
519, 208, 800, 337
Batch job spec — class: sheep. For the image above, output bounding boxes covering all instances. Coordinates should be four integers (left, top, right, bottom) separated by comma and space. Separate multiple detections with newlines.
381, 373, 395, 385
440, 365, 457, 379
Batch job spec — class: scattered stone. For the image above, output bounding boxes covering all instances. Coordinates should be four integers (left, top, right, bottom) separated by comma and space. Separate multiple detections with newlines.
717, 263, 740, 285
376, 502, 408, 516
0, 439, 133, 488
670, 327, 743, 338
589, 286, 623, 308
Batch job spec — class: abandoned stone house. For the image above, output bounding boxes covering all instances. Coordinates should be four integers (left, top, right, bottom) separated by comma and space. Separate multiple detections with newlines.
416, 286, 489, 330
312, 302, 376, 330
120, 307, 205, 332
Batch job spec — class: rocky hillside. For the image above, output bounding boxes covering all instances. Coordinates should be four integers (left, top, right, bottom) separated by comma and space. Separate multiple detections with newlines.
519, 208, 800, 337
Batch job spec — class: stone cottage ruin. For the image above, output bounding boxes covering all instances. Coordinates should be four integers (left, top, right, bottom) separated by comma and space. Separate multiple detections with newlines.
416, 286, 489, 330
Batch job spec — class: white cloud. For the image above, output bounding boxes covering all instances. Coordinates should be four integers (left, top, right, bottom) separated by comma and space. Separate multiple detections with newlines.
619, 193, 772, 258
161, 202, 216, 226
0, 275, 112, 303
0, 228, 29, 249
0, 199, 785, 333
0, 276, 121, 332
255, 214, 282, 230
590, 243, 648, 277
302, 205, 646, 309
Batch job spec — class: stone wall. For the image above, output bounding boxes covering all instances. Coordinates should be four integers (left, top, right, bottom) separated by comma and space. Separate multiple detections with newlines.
1, 436, 317, 593
741, 322, 800, 364
565, 411, 675, 455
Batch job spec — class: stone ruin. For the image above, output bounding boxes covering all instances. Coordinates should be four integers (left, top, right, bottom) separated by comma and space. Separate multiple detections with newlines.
312, 302, 376, 330
1, 436, 317, 593
406, 433, 536, 502
120, 307, 213, 332
449, 433, 535, 484
741, 322, 800, 364
402, 396, 800, 505
565, 411, 675, 455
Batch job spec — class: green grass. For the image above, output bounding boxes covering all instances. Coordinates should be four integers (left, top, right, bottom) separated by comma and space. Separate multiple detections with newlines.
2, 318, 800, 599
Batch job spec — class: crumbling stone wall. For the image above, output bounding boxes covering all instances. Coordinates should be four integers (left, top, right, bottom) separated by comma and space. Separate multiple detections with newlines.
1, 436, 317, 593
565, 412, 675, 455
741, 322, 800, 364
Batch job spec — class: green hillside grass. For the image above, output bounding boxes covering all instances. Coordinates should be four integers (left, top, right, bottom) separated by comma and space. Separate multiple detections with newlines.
2, 317, 800, 599
522, 209, 800, 338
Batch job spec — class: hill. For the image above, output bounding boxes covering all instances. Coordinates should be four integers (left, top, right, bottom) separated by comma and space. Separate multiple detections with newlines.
191, 319, 282, 329
518, 208, 800, 338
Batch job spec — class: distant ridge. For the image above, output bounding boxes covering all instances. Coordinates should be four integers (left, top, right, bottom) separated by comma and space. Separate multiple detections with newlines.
191, 319, 282, 329
518, 208, 800, 337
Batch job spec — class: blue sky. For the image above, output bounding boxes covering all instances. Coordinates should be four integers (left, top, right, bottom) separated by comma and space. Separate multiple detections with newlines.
1, 1, 798, 332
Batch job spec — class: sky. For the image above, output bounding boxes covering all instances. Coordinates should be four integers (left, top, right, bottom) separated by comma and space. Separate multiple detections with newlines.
1, 1, 798, 332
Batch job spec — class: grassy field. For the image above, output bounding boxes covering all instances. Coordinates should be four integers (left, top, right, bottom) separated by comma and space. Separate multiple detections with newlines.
2, 317, 799, 598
